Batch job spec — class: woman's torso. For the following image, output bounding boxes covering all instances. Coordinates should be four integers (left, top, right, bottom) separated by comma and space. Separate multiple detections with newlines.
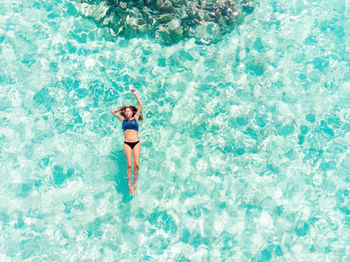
122, 118, 139, 142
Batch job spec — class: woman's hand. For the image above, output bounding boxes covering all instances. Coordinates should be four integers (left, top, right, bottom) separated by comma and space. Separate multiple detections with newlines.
132, 88, 142, 105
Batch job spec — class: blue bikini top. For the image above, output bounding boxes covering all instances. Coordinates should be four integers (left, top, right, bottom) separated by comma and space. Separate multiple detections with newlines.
122, 118, 139, 131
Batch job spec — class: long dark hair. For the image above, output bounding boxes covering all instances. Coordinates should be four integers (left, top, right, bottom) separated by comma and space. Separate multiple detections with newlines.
118, 105, 143, 121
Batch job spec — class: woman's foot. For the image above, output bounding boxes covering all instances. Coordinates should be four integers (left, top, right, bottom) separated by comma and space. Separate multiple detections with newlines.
132, 176, 138, 194
128, 182, 134, 194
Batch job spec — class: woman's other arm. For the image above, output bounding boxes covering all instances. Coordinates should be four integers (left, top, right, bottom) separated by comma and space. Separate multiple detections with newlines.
111, 108, 125, 121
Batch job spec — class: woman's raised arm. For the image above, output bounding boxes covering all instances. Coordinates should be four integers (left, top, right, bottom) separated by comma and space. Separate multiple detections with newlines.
131, 89, 142, 120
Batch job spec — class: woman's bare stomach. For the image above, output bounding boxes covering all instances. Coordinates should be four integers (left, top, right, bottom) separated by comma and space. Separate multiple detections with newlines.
124, 130, 139, 142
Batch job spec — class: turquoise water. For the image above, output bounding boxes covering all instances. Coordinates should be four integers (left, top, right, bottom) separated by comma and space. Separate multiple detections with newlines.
0, 0, 349, 260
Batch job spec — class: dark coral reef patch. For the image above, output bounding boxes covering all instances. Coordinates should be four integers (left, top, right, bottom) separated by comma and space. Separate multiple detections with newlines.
77, 0, 255, 45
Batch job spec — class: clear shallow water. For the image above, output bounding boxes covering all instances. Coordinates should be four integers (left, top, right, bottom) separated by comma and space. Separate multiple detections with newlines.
0, 0, 349, 260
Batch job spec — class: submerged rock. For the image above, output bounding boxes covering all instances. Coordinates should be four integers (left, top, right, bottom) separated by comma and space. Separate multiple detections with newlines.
77, 0, 255, 45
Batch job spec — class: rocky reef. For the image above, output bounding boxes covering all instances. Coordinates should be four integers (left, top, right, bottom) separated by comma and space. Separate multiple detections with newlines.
77, 0, 255, 45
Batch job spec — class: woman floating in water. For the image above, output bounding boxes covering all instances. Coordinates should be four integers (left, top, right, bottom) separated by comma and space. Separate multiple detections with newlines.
111, 89, 143, 194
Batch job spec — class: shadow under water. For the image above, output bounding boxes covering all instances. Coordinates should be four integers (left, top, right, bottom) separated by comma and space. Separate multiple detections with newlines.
77, 0, 255, 45
109, 149, 134, 203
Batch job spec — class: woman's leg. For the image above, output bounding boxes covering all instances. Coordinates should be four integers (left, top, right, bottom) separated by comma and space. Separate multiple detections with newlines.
123, 143, 134, 194
132, 142, 141, 192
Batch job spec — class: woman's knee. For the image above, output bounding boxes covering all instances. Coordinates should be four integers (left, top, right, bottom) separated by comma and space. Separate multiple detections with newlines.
127, 163, 133, 169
